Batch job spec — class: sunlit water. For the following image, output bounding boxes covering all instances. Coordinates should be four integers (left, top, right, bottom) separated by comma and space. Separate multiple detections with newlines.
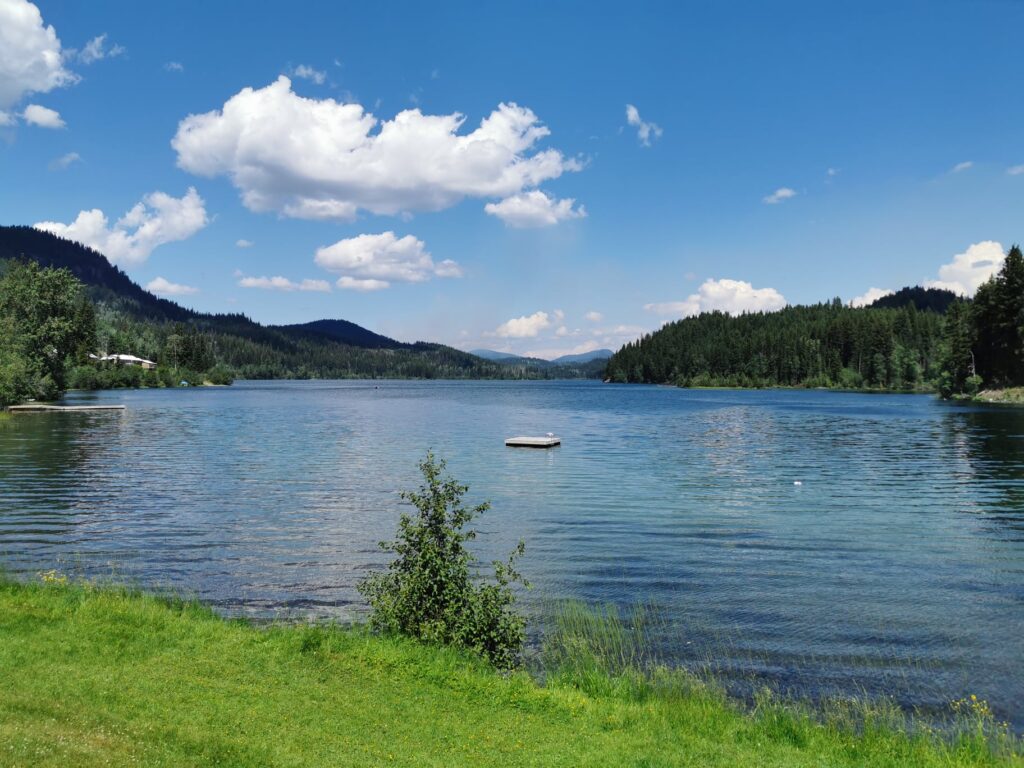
1, 380, 1022, 724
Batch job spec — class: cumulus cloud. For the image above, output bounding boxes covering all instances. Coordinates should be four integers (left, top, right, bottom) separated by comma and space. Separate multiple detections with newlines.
292, 64, 325, 84
849, 287, 893, 308
484, 190, 586, 227
951, 161, 973, 173
314, 231, 460, 289
34, 187, 208, 266
0, 0, 78, 109
336, 276, 388, 292
1008, 165, 1024, 176
925, 241, 1005, 296
585, 311, 603, 322
235, 239, 254, 248
493, 311, 552, 338
22, 103, 63, 128
645, 278, 787, 318
48, 151, 81, 170
238, 275, 331, 292
625, 104, 661, 146
172, 77, 580, 221
164, 61, 184, 73
763, 187, 796, 205
76, 33, 124, 64
146, 276, 198, 296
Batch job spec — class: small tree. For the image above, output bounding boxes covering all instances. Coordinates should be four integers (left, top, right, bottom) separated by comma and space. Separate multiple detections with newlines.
358, 452, 527, 668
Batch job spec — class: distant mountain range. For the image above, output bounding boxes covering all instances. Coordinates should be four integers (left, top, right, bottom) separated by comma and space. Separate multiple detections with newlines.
471, 348, 613, 364
0, 226, 608, 380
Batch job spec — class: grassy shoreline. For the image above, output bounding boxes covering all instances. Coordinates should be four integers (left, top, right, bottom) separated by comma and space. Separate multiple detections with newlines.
1, 578, 1019, 767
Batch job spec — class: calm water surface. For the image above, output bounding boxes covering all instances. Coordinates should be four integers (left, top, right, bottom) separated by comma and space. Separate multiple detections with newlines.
2, 381, 1022, 723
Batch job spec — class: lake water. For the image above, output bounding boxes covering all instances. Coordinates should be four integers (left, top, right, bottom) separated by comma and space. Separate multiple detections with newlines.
1, 380, 1022, 725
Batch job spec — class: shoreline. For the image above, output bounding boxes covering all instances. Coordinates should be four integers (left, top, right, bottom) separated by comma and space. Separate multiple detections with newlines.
0, 577, 1018, 767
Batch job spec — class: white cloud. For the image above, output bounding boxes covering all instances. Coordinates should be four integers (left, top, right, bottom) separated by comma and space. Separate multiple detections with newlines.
525, 339, 602, 360
172, 77, 580, 221
484, 190, 586, 227
1008, 165, 1024, 176
22, 103, 63, 128
34, 187, 209, 266
76, 33, 124, 64
337, 276, 388, 292
827, 167, 840, 177
433, 259, 463, 278
314, 231, 460, 289
762, 187, 796, 205
493, 311, 551, 338
645, 278, 787, 318
48, 151, 80, 170
0, 110, 14, 126
0, 0, 78, 109
625, 104, 662, 146
292, 64, 325, 84
849, 287, 893, 308
924, 241, 1005, 296
238, 275, 331, 292
146, 276, 198, 296
164, 61, 184, 73
951, 161, 973, 173
235, 238, 254, 248
585, 311, 603, 322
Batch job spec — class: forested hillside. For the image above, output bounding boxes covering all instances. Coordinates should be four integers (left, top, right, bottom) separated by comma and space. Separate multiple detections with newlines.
0, 226, 603, 385
607, 246, 1024, 396
606, 299, 946, 389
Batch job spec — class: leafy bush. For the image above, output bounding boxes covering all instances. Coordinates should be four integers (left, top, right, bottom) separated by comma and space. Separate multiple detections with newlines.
358, 452, 527, 668
205, 365, 234, 385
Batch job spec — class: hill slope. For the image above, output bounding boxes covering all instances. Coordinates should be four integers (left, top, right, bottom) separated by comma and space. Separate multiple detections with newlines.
0, 226, 601, 380
606, 300, 946, 389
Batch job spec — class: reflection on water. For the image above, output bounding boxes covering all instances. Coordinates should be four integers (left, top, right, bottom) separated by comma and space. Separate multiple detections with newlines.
1, 381, 1023, 725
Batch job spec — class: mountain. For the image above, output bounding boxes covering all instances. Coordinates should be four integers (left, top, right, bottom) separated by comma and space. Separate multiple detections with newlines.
472, 348, 613, 365
0, 225, 602, 381
278, 319, 409, 350
550, 349, 613, 364
469, 349, 526, 361
867, 286, 958, 313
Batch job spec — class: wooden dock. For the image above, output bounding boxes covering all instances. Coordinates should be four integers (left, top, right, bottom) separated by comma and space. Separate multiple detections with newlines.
7, 404, 126, 413
505, 435, 561, 448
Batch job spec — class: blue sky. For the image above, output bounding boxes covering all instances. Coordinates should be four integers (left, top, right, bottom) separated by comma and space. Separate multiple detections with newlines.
2, 0, 1023, 358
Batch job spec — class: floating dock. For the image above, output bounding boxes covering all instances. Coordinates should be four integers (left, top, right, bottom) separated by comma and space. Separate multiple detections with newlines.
7, 404, 126, 413
505, 435, 561, 448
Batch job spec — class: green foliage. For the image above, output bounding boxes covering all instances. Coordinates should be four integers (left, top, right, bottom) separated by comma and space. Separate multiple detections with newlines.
358, 452, 527, 668
606, 300, 944, 390
0, 260, 94, 406
972, 245, 1024, 388
2, 225, 601, 382
2, 579, 1018, 767
940, 245, 1024, 396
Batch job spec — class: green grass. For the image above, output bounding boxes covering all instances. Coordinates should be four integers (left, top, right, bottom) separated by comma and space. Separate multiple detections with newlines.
0, 578, 1019, 767
975, 388, 1024, 404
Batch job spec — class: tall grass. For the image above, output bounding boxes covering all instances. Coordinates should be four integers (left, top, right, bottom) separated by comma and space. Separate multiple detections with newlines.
539, 600, 1021, 762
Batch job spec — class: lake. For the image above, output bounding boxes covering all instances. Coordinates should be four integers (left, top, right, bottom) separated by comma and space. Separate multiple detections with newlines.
1, 380, 1022, 725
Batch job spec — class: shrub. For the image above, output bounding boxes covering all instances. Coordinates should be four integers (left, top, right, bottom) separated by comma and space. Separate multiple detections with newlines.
358, 451, 527, 668
205, 365, 234, 385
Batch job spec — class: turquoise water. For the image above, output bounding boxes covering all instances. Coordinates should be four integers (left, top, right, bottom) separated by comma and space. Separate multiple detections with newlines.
1, 380, 1022, 723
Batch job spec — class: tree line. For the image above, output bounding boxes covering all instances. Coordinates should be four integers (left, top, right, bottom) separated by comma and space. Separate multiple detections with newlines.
606, 246, 1024, 396
940, 245, 1024, 396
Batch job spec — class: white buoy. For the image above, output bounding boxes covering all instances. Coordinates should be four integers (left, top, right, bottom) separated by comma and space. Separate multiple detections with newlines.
793, 480, 803, 486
